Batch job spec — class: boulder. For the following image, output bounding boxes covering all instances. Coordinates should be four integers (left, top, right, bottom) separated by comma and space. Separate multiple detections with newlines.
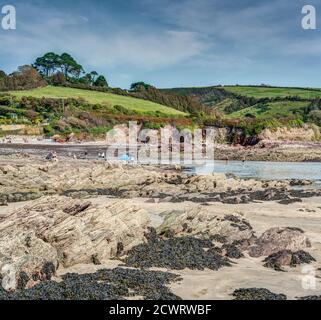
249, 227, 311, 258
0, 230, 58, 291
158, 207, 255, 244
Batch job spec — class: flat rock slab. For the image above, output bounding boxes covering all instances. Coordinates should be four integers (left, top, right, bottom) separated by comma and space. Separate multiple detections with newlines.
0, 196, 150, 290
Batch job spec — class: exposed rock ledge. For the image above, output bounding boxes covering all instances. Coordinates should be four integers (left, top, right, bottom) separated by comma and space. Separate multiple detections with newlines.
0, 158, 291, 206
0, 196, 150, 290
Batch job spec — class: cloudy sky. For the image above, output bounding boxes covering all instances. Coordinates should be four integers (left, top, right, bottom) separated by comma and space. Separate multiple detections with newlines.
1, 0, 321, 88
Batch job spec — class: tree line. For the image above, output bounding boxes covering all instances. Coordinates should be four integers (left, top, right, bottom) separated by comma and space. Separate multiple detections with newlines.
0, 52, 109, 91
0, 65, 46, 91
33, 52, 108, 87
129, 82, 209, 114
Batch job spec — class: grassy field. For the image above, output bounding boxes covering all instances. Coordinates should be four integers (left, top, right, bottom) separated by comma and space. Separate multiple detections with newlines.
8, 86, 186, 116
221, 86, 321, 99
227, 100, 309, 119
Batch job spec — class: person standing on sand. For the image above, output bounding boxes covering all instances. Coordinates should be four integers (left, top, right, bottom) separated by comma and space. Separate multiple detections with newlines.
46, 151, 58, 162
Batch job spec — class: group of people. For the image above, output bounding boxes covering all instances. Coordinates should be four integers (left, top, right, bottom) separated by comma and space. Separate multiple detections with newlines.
45, 150, 135, 163
1, 137, 12, 144
1, 136, 33, 144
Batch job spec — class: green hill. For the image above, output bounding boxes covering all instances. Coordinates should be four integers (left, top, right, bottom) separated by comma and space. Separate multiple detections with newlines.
0, 86, 192, 137
165, 85, 321, 120
226, 100, 309, 120
221, 85, 321, 99
8, 86, 186, 116
162, 85, 321, 133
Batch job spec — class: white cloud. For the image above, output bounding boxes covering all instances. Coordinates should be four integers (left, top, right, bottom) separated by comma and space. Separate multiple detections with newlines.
0, 3, 207, 72
66, 30, 207, 70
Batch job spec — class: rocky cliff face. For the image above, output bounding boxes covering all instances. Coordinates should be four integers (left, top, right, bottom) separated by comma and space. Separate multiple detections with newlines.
213, 125, 321, 146
258, 126, 320, 142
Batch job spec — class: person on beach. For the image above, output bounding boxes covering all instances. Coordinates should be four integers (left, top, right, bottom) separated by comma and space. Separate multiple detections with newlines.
46, 151, 58, 162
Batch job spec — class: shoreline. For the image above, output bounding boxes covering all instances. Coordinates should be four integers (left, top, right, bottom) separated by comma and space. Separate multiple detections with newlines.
2, 140, 321, 162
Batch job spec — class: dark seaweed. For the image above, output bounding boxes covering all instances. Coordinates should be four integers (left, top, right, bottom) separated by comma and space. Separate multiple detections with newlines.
0, 267, 181, 300
232, 288, 287, 300
263, 250, 316, 271
123, 228, 231, 270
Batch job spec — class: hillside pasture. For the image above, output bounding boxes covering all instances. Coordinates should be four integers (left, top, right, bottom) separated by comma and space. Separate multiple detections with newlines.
8, 86, 186, 116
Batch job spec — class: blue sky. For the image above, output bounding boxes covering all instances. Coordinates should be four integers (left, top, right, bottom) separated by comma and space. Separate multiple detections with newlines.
1, 0, 321, 88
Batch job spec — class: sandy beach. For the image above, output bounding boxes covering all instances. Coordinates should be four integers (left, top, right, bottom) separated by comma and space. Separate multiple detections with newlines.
0, 154, 321, 300
51, 196, 321, 300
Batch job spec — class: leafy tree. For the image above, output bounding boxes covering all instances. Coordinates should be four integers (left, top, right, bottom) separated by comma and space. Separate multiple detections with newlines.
94, 75, 108, 87
34, 52, 60, 77
90, 71, 98, 84
70, 63, 84, 79
33, 52, 107, 87
130, 82, 153, 91
34, 52, 83, 80
51, 72, 66, 85
5, 65, 46, 90
79, 73, 93, 85
80, 71, 98, 85
59, 53, 83, 79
